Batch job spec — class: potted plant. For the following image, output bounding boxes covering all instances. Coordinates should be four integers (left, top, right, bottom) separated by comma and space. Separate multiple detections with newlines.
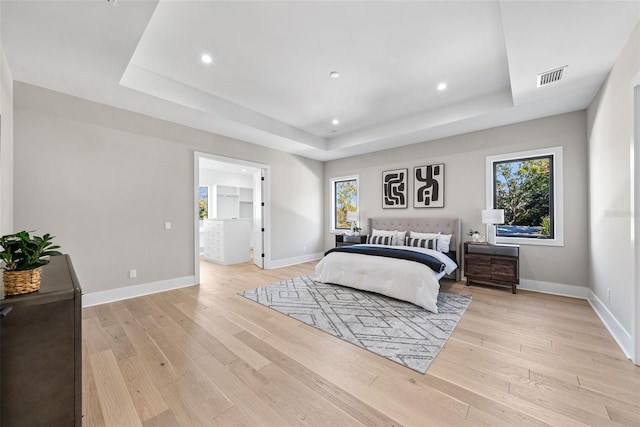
467, 228, 482, 243
0, 231, 62, 295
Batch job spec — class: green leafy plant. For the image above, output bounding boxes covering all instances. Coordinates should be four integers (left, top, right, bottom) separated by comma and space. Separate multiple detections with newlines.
467, 228, 480, 236
0, 231, 62, 271
540, 215, 551, 236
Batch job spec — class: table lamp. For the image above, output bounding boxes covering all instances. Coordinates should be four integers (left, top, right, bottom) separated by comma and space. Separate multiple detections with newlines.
482, 209, 504, 244
346, 211, 359, 235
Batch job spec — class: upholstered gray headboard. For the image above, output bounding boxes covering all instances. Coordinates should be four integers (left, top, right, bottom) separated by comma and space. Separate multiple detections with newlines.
367, 217, 462, 281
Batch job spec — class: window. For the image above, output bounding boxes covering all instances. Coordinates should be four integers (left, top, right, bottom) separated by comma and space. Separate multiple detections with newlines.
198, 186, 209, 220
486, 147, 563, 246
331, 175, 358, 231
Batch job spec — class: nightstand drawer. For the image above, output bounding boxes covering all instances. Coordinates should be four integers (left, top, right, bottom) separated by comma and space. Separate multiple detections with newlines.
335, 234, 368, 247
465, 256, 492, 277
466, 243, 519, 257
491, 258, 518, 282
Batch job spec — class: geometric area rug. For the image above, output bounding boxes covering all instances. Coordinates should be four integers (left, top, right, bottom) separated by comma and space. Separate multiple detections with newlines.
239, 274, 472, 373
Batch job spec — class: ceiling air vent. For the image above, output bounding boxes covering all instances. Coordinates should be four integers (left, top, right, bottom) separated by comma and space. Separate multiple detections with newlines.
537, 66, 567, 87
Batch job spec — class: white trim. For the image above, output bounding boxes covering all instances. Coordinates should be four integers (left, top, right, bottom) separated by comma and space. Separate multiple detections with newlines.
588, 289, 634, 361
269, 253, 323, 269
82, 276, 196, 307
486, 146, 564, 247
330, 174, 359, 233
631, 71, 640, 364
194, 152, 200, 285
518, 278, 588, 299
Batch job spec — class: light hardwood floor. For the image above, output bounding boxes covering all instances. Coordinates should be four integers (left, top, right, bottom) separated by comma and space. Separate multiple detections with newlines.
83, 260, 640, 426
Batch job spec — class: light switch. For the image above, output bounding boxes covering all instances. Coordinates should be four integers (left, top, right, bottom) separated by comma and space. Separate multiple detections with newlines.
164, 221, 172, 230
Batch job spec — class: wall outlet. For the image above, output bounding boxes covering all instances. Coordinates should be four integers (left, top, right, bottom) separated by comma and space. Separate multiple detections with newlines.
164, 221, 172, 230
129, 269, 137, 279
606, 288, 611, 301
302, 246, 306, 252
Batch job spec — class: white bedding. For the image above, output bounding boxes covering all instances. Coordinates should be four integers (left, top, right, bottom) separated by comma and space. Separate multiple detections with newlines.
314, 245, 458, 313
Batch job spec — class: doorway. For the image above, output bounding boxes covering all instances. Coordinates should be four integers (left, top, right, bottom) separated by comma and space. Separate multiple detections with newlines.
193, 152, 271, 285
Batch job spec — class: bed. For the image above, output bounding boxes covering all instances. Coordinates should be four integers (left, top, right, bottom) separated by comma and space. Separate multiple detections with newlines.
314, 217, 461, 313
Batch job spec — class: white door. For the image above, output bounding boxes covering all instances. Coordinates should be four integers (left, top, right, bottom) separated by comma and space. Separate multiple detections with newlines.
253, 169, 265, 268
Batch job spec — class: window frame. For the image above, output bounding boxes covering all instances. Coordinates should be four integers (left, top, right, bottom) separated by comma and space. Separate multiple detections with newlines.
486, 147, 564, 247
331, 175, 359, 232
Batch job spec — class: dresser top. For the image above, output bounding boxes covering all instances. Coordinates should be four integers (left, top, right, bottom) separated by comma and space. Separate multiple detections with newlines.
1, 255, 80, 307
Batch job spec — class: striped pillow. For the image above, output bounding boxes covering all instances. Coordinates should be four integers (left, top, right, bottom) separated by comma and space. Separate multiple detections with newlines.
405, 236, 437, 250
367, 235, 394, 245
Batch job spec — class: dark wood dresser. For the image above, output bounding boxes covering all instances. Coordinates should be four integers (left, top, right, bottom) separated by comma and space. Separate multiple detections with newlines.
464, 242, 520, 293
0, 255, 82, 427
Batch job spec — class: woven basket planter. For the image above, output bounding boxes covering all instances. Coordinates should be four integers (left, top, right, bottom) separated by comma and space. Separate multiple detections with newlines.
3, 267, 42, 296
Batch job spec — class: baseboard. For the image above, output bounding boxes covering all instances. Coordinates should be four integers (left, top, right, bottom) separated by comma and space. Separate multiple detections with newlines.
82, 275, 196, 307
518, 278, 589, 299
587, 290, 634, 360
269, 252, 323, 269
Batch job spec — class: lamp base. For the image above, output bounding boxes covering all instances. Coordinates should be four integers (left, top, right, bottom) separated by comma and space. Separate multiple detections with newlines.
486, 224, 497, 244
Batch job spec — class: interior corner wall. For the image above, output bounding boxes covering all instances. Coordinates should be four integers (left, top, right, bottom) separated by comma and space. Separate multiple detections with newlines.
13, 83, 324, 295
323, 111, 589, 289
586, 21, 640, 337
0, 41, 14, 235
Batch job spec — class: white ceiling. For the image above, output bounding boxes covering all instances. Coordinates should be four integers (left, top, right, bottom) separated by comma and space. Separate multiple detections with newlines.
199, 157, 260, 176
2, 1, 639, 161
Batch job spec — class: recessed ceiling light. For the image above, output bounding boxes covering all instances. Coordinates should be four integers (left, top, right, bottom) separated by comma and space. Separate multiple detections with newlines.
437, 82, 447, 91
332, 118, 340, 125
201, 54, 213, 64
329, 71, 340, 79
242, 168, 247, 173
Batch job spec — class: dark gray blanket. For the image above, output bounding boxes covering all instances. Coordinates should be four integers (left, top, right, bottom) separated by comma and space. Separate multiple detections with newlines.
325, 245, 446, 273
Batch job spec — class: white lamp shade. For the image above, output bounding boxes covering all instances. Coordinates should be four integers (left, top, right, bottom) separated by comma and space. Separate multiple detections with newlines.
346, 211, 359, 222
482, 209, 504, 225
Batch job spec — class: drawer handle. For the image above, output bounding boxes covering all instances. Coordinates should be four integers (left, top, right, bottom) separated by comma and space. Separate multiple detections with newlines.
0, 306, 13, 319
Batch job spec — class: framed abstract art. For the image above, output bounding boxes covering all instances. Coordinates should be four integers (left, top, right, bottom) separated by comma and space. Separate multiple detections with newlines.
414, 164, 444, 208
382, 168, 408, 209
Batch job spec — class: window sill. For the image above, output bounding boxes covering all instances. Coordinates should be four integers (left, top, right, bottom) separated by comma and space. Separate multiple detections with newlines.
496, 236, 564, 247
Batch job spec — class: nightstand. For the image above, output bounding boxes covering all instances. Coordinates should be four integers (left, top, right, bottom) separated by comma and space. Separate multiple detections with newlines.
335, 234, 368, 247
464, 242, 520, 293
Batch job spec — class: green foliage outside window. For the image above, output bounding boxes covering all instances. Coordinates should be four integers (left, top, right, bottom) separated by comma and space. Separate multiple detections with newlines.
335, 179, 357, 229
494, 156, 552, 238
199, 199, 208, 220
199, 186, 208, 220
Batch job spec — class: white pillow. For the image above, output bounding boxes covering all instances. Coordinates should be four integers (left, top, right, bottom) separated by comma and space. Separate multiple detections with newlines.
395, 230, 407, 246
372, 229, 396, 237
437, 234, 453, 253
410, 231, 440, 240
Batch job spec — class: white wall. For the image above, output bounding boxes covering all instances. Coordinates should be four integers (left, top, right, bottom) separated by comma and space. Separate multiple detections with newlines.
324, 111, 589, 289
13, 83, 324, 295
0, 37, 14, 235
587, 22, 639, 343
